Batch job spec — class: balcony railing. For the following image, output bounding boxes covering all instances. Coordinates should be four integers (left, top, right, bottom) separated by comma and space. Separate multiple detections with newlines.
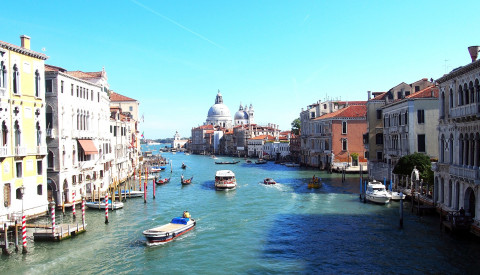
0, 146, 8, 157
37, 146, 47, 155
450, 103, 478, 119
449, 165, 479, 181
15, 146, 26, 156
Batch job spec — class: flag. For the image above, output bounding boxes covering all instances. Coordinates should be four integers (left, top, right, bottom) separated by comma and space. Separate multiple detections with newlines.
141, 131, 144, 138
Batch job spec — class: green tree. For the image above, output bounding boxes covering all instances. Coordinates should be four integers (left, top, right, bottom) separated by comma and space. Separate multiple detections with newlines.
392, 153, 433, 184
291, 118, 301, 135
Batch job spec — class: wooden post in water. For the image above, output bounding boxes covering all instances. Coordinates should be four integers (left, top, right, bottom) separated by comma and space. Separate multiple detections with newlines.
98, 187, 101, 210
364, 180, 367, 203
153, 177, 156, 199
144, 179, 147, 204
399, 192, 404, 229
3, 223, 10, 255
15, 220, 19, 252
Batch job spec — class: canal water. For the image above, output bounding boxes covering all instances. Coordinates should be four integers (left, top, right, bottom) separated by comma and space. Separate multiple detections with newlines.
3, 145, 480, 274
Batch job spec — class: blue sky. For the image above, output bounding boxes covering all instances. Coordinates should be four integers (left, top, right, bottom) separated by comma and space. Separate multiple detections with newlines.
2, 1, 480, 138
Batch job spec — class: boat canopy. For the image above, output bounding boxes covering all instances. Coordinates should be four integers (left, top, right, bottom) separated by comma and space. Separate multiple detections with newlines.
171, 217, 190, 224
215, 170, 235, 177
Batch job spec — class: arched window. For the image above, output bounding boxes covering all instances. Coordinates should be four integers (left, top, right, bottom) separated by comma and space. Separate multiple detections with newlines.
469, 81, 475, 104
14, 120, 21, 147
459, 134, 464, 165
458, 85, 464, 106
448, 180, 453, 207
46, 105, 53, 129
449, 88, 454, 109
440, 92, 445, 118
0, 61, 6, 88
440, 135, 445, 162
47, 150, 54, 169
449, 135, 454, 164
12, 64, 19, 94
35, 69, 40, 97
1, 121, 7, 146
36, 122, 41, 146
72, 146, 76, 165
464, 83, 469, 105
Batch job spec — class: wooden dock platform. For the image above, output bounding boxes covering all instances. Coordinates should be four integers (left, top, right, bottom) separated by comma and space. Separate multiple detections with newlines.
33, 223, 86, 241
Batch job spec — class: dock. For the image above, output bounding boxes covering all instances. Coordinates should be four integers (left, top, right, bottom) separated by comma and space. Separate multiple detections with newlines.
33, 223, 86, 241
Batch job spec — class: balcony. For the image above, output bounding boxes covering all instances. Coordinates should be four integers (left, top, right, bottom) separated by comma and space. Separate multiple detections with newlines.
0, 146, 8, 157
15, 146, 26, 156
36, 146, 47, 155
46, 128, 55, 139
450, 103, 478, 120
449, 165, 480, 183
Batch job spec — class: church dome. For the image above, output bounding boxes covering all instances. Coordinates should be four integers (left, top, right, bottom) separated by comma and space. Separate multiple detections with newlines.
234, 110, 248, 120
208, 104, 231, 117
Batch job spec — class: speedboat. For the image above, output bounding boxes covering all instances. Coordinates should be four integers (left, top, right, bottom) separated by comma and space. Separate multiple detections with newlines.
143, 214, 196, 245
263, 178, 276, 184
388, 190, 406, 201
255, 159, 267, 164
85, 200, 124, 210
365, 181, 391, 204
115, 190, 143, 198
151, 166, 166, 173
215, 170, 237, 190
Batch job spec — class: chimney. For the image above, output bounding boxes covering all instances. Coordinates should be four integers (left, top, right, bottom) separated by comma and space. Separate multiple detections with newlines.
468, 46, 480, 62
367, 91, 371, 100
20, 35, 31, 50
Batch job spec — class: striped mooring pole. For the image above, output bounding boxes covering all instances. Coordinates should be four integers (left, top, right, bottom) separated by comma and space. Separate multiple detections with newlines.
82, 198, 85, 228
51, 204, 55, 234
105, 193, 109, 224
72, 192, 76, 220
22, 214, 27, 253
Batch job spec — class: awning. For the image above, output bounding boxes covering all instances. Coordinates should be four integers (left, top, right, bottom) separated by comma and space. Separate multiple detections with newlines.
78, 139, 98, 155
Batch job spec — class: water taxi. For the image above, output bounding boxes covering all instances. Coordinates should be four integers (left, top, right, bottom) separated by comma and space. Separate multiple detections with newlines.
143, 212, 196, 245
215, 170, 237, 190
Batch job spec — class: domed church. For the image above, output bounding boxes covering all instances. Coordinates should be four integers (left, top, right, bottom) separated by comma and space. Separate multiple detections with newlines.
206, 90, 233, 128
234, 103, 255, 125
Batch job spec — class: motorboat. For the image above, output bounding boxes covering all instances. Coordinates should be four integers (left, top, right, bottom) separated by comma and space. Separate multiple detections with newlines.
263, 178, 276, 184
255, 159, 267, 164
365, 181, 391, 204
215, 160, 240, 164
388, 190, 406, 201
245, 159, 252, 164
181, 175, 193, 185
285, 163, 300, 167
308, 175, 322, 189
85, 200, 124, 210
143, 214, 196, 245
151, 166, 166, 173
211, 155, 218, 159
215, 170, 237, 190
114, 190, 143, 198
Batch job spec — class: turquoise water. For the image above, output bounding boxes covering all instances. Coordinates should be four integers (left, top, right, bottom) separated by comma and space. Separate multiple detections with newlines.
2, 146, 480, 274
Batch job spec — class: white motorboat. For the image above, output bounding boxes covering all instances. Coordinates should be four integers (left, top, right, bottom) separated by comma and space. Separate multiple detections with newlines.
143, 214, 196, 245
85, 200, 124, 210
388, 191, 406, 201
115, 190, 143, 199
215, 170, 237, 190
365, 181, 391, 204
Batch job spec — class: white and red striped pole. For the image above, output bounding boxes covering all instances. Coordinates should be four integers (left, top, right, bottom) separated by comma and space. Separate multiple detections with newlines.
22, 214, 27, 254
82, 198, 85, 228
51, 204, 55, 234
72, 192, 76, 220
105, 193, 109, 224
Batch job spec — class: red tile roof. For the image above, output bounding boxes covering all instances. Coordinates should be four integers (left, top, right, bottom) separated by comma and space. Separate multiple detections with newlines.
110, 91, 137, 102
315, 105, 367, 120
66, 71, 101, 79
405, 85, 438, 99
250, 135, 275, 140
371, 92, 388, 100
45, 64, 67, 72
